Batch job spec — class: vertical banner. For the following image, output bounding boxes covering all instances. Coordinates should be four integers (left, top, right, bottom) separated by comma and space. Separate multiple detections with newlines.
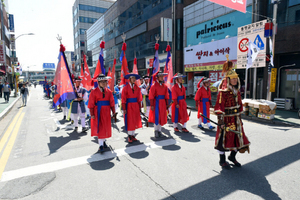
208, 0, 247, 13
0, 40, 6, 64
187, 72, 194, 96
270, 68, 277, 93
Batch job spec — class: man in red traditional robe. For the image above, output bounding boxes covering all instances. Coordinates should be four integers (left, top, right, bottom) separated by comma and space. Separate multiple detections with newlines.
88, 74, 115, 153
171, 73, 189, 132
148, 71, 169, 138
214, 60, 250, 169
195, 77, 215, 130
121, 73, 143, 143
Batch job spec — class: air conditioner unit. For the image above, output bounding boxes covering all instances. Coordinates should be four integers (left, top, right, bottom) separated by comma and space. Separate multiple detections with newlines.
285, 99, 293, 110
274, 98, 293, 110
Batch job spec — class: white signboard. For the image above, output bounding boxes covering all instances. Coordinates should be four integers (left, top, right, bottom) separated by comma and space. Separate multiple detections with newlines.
161, 18, 172, 42
145, 53, 168, 69
184, 37, 237, 72
237, 20, 267, 68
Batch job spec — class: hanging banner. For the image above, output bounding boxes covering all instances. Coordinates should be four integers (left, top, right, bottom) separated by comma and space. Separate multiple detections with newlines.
270, 68, 277, 92
208, 0, 247, 13
0, 40, 6, 64
184, 37, 237, 72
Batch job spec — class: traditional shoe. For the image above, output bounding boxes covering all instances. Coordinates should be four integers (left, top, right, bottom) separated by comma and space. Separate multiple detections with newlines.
63, 116, 66, 120
209, 126, 215, 130
98, 145, 104, 153
82, 127, 88, 132
158, 131, 164, 137
103, 141, 108, 148
74, 127, 78, 132
219, 161, 231, 169
154, 131, 159, 138
128, 135, 133, 143
228, 155, 241, 167
182, 128, 189, 133
131, 135, 138, 141
198, 124, 204, 130
174, 127, 180, 132
71, 120, 74, 125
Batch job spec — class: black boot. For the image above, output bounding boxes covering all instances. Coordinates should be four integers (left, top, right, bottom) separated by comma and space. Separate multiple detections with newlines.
219, 154, 230, 169
228, 151, 241, 167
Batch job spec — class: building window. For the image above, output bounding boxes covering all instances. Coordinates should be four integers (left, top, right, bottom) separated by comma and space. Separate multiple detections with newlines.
79, 4, 107, 13
79, 16, 97, 24
80, 41, 85, 47
80, 29, 86, 35
296, 10, 300, 23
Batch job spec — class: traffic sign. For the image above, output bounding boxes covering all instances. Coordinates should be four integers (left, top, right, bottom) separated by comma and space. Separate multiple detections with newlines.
239, 38, 249, 52
254, 34, 264, 50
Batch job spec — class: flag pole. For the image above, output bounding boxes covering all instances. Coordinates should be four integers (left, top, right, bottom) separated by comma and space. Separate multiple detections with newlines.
244, 68, 248, 99
56, 34, 78, 98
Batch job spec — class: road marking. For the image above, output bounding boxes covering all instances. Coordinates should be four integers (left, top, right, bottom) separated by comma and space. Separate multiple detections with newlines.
0, 108, 23, 153
0, 112, 25, 179
0, 138, 178, 182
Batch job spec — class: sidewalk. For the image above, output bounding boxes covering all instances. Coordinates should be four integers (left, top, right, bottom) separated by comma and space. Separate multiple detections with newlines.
186, 97, 300, 126
0, 94, 21, 121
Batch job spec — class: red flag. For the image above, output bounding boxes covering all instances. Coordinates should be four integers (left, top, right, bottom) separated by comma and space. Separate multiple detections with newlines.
107, 67, 112, 87
93, 41, 105, 78
132, 58, 141, 86
53, 46, 76, 107
110, 59, 116, 92
81, 54, 93, 91
120, 43, 129, 86
147, 68, 150, 76
164, 45, 173, 90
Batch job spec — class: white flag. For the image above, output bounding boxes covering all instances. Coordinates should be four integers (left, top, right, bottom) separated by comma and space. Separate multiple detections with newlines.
269, 38, 274, 67
246, 39, 260, 69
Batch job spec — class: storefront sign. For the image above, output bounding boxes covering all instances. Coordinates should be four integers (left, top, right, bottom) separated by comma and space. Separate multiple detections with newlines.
270, 68, 277, 92
237, 20, 267, 69
0, 40, 6, 64
186, 6, 252, 46
184, 37, 237, 72
43, 63, 55, 69
161, 18, 172, 42
209, 71, 225, 92
9, 14, 15, 32
208, 0, 247, 13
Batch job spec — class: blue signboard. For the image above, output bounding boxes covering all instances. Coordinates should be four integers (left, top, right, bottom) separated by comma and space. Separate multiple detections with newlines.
186, 6, 252, 46
43, 63, 55, 69
9, 14, 14, 32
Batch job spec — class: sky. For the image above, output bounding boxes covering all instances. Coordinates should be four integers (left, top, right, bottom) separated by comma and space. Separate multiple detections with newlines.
9, 0, 75, 71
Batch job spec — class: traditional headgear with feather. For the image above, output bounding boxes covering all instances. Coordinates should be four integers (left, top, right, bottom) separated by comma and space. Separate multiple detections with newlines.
197, 77, 210, 89
219, 54, 240, 91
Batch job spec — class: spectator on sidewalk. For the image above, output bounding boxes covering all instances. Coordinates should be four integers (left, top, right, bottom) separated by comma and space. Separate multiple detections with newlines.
0, 83, 3, 98
2, 81, 11, 103
20, 84, 29, 106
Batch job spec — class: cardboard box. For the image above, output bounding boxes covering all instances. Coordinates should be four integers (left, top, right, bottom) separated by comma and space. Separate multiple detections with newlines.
243, 106, 249, 111
259, 104, 276, 115
249, 107, 258, 117
258, 112, 275, 120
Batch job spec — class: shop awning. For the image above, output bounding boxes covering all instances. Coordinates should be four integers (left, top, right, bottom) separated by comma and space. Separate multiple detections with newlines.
0, 69, 5, 73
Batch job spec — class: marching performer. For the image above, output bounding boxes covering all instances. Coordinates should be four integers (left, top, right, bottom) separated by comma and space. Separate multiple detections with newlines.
195, 77, 215, 130
88, 74, 115, 153
171, 73, 189, 132
148, 71, 169, 138
71, 77, 88, 132
61, 99, 70, 120
121, 73, 143, 143
140, 75, 150, 117
214, 58, 250, 169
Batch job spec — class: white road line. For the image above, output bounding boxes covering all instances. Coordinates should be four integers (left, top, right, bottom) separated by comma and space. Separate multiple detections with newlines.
0, 139, 178, 182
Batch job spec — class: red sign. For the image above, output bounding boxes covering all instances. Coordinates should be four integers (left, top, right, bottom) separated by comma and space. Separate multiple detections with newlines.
238, 38, 249, 52
208, 0, 246, 13
209, 71, 224, 92
149, 58, 154, 68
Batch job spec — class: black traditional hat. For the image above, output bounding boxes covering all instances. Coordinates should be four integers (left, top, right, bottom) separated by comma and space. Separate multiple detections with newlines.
96, 74, 109, 81
124, 73, 141, 80
142, 75, 150, 79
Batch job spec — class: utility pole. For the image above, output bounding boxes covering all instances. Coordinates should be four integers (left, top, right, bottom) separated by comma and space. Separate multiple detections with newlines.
267, 0, 278, 100
172, 0, 176, 72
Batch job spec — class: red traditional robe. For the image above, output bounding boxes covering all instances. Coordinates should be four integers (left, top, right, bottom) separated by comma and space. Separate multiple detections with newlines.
88, 87, 115, 139
194, 86, 211, 123
121, 83, 142, 131
214, 83, 250, 151
148, 82, 169, 126
171, 83, 189, 124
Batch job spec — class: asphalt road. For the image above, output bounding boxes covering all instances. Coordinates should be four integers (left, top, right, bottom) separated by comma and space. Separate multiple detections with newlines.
0, 85, 299, 200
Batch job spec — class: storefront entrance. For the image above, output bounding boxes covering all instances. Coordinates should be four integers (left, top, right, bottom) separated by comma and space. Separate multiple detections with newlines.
280, 69, 300, 109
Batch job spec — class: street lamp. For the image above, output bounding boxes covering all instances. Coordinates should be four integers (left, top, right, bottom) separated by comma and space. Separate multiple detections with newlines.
14, 33, 35, 40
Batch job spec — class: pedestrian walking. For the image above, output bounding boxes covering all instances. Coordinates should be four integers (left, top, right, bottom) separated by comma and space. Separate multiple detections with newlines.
0, 83, 3, 98
88, 74, 115, 153
121, 73, 143, 143
71, 77, 88, 132
214, 59, 250, 169
171, 73, 189, 132
113, 84, 120, 117
195, 77, 215, 130
20, 84, 29, 106
148, 71, 169, 138
2, 81, 11, 103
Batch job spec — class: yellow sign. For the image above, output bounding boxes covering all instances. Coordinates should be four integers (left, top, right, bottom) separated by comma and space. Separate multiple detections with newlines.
270, 68, 277, 93
185, 64, 237, 72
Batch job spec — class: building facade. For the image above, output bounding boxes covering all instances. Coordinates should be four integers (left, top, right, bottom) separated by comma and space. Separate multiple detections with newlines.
72, 0, 114, 72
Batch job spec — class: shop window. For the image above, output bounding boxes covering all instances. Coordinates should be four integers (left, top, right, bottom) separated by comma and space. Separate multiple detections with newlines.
296, 10, 300, 23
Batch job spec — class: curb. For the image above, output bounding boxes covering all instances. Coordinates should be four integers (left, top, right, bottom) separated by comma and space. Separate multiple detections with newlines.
0, 96, 21, 121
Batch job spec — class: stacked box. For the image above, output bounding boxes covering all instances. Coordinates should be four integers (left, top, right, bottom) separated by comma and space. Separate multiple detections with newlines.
249, 107, 258, 117
243, 106, 249, 116
259, 104, 276, 115
258, 112, 275, 120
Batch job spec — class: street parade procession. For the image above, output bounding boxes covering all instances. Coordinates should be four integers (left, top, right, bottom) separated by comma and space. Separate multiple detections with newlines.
45, 35, 250, 170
